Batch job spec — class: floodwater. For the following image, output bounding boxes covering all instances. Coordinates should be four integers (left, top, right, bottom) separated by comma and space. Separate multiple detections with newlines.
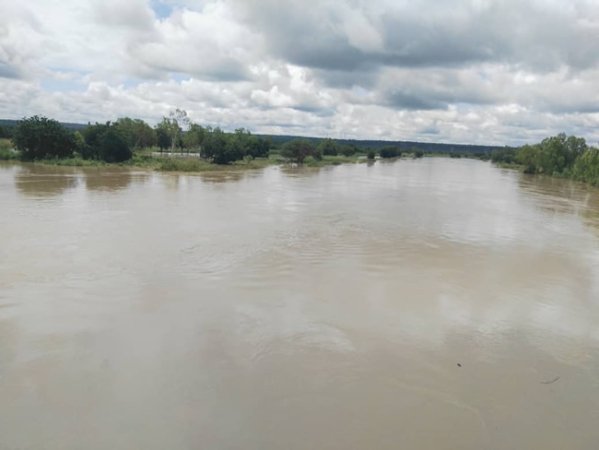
1, 158, 599, 450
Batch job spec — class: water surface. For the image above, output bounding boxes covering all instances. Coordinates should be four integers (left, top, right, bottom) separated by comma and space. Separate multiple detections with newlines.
1, 159, 599, 449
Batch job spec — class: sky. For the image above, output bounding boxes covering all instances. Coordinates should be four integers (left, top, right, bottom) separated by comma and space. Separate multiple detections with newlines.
1, 0, 599, 146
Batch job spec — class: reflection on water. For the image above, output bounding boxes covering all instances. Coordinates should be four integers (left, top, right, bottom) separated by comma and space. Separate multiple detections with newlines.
15, 165, 80, 197
1, 159, 599, 450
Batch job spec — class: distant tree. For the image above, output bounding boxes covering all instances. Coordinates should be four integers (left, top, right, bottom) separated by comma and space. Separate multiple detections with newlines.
367, 150, 376, 160
73, 131, 86, 155
82, 122, 132, 162
571, 147, 599, 185
13, 116, 76, 160
201, 127, 229, 163
155, 116, 182, 151
490, 147, 516, 164
183, 123, 206, 151
515, 133, 587, 175
379, 147, 401, 158
98, 128, 132, 162
282, 139, 317, 163
516, 144, 541, 173
155, 125, 171, 152
317, 138, 338, 156
114, 117, 156, 149
167, 108, 190, 151
340, 144, 357, 156
246, 135, 271, 158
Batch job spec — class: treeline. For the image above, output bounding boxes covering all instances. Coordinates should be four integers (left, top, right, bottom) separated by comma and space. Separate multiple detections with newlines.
4, 113, 273, 164
265, 134, 498, 154
2, 113, 431, 165
491, 133, 599, 185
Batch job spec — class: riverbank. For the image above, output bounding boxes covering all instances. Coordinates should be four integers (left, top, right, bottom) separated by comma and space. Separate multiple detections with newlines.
0, 151, 373, 173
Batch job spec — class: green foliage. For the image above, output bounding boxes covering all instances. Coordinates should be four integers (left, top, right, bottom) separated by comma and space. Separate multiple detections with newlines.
0, 139, 18, 160
340, 144, 358, 156
13, 116, 77, 160
198, 127, 269, 164
155, 126, 171, 151
570, 147, 599, 185
414, 150, 424, 158
367, 150, 376, 160
155, 117, 182, 151
491, 147, 517, 164
246, 135, 271, 158
183, 123, 206, 150
379, 147, 401, 158
201, 127, 228, 163
515, 133, 587, 175
282, 139, 319, 163
317, 138, 338, 156
114, 117, 157, 149
82, 122, 132, 162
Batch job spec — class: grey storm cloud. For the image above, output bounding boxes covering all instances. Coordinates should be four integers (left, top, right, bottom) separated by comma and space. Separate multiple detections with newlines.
1, 0, 599, 146
0, 61, 21, 79
234, 0, 599, 73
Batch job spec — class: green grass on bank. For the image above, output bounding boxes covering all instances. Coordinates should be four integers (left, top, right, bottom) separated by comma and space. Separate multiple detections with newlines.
0, 139, 18, 160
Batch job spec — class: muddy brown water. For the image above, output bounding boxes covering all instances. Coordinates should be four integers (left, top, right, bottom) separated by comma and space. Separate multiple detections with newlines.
1, 159, 599, 449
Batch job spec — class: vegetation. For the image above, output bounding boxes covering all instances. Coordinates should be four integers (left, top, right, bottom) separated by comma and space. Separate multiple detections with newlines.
282, 139, 321, 163
0, 138, 17, 160
487, 133, 599, 186
0, 125, 12, 138
82, 122, 132, 162
13, 116, 77, 160
23, 114, 599, 186
515, 134, 586, 175
114, 117, 157, 149
490, 147, 517, 165
379, 147, 401, 158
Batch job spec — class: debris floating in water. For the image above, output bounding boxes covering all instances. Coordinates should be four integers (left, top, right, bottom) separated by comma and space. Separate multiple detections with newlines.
457, 363, 462, 367
540, 376, 560, 384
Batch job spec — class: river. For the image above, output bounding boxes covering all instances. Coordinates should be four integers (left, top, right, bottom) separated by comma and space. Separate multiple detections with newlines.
1, 158, 599, 449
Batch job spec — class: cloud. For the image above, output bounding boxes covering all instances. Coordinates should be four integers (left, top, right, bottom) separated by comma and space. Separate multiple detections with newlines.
0, 0, 599, 146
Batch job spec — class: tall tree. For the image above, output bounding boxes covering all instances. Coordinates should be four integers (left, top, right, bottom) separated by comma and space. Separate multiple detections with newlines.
114, 118, 156, 149
13, 116, 76, 160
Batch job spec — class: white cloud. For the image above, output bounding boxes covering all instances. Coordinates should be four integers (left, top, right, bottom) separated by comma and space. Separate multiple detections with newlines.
1, 0, 599, 145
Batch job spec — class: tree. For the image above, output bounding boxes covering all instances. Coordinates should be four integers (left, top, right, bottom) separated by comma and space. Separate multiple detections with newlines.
571, 147, 599, 185
515, 133, 588, 175
167, 108, 190, 151
201, 127, 227, 161
246, 136, 271, 158
490, 147, 516, 164
114, 117, 156, 149
183, 123, 206, 151
201, 127, 244, 164
13, 116, 76, 160
156, 117, 182, 151
317, 138, 338, 156
282, 139, 317, 163
155, 125, 171, 152
82, 122, 132, 162
340, 144, 357, 156
379, 147, 401, 158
